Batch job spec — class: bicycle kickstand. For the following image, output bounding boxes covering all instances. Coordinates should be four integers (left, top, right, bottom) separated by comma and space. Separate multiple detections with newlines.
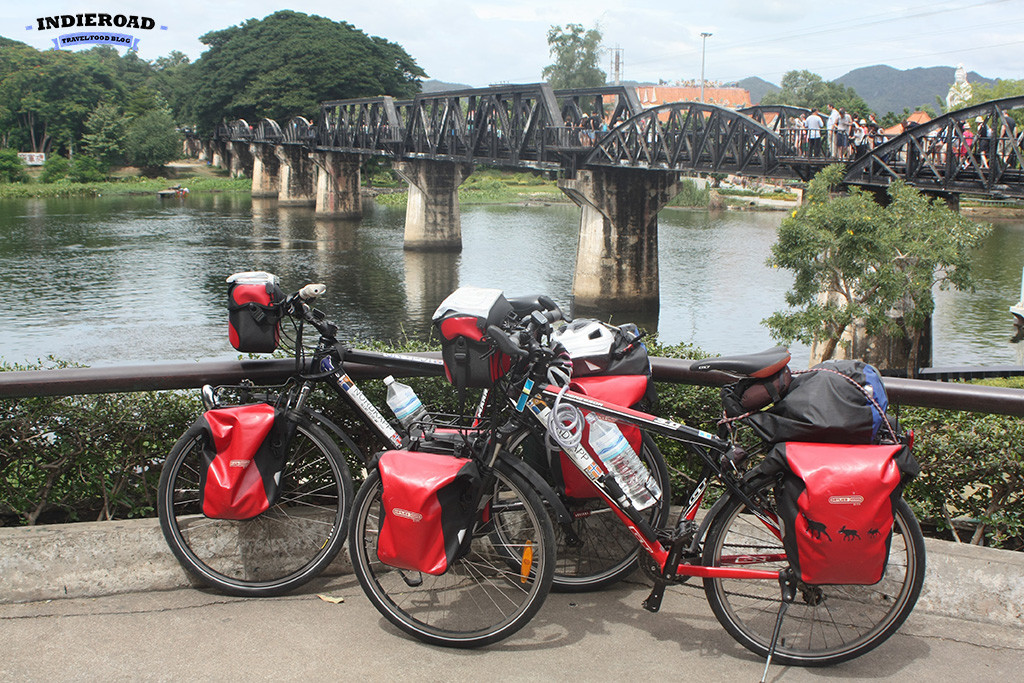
761, 568, 797, 683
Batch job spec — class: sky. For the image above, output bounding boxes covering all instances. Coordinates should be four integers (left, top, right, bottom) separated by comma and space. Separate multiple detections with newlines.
3, 0, 1024, 88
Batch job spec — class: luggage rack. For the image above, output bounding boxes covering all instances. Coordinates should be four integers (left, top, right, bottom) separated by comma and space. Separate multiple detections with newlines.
407, 412, 489, 458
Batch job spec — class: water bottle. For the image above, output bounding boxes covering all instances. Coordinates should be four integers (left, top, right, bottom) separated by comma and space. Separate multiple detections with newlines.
586, 413, 661, 510
384, 376, 430, 429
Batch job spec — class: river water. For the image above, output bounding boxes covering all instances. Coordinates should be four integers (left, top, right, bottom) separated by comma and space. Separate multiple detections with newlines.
1, 193, 1022, 369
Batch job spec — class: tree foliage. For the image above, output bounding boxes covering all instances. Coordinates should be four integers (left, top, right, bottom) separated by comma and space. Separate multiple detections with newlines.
0, 148, 27, 183
542, 23, 606, 90
125, 109, 180, 169
764, 165, 990, 373
184, 10, 425, 132
761, 70, 871, 117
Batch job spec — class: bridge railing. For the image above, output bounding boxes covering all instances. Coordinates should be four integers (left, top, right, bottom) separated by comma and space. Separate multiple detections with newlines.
3, 356, 1023, 418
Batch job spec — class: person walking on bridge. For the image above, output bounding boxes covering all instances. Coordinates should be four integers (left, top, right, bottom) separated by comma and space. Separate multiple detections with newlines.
805, 109, 824, 157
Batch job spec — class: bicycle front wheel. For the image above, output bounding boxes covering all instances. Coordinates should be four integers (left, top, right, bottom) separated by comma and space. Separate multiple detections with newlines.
508, 428, 671, 592
157, 414, 353, 597
349, 460, 555, 648
702, 474, 925, 667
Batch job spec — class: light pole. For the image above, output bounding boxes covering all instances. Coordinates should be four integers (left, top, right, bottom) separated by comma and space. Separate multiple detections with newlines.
700, 32, 712, 103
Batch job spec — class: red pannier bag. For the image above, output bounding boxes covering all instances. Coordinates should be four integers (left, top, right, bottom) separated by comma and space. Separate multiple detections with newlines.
432, 287, 515, 394
376, 450, 482, 575
554, 375, 649, 500
765, 442, 917, 585
197, 404, 287, 520
227, 271, 286, 353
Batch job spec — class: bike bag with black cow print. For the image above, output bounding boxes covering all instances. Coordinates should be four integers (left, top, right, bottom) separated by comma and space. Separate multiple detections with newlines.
758, 441, 919, 585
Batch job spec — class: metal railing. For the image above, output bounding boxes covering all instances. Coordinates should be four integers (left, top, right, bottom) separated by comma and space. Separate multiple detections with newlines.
2, 356, 1023, 417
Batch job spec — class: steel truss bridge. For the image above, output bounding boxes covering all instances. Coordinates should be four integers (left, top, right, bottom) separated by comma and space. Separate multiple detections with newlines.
212, 85, 1024, 200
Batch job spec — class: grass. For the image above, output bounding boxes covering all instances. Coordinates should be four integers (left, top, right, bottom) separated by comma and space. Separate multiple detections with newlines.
372, 169, 566, 209
0, 170, 252, 199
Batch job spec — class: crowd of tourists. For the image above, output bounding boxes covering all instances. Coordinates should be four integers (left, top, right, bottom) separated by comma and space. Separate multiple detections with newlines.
791, 105, 887, 159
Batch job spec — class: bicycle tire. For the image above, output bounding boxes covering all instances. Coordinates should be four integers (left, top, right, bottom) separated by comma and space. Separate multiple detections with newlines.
157, 413, 354, 597
348, 459, 555, 648
702, 474, 925, 666
508, 427, 671, 592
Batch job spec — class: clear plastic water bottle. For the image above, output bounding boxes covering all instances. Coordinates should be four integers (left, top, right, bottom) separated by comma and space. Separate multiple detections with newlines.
384, 376, 430, 429
586, 413, 661, 510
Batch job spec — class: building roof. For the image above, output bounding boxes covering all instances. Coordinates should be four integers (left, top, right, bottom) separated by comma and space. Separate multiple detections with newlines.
635, 85, 752, 110
882, 110, 932, 137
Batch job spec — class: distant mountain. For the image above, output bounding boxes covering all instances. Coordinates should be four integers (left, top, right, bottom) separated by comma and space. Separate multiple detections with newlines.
835, 65, 996, 116
732, 77, 780, 105
421, 79, 473, 93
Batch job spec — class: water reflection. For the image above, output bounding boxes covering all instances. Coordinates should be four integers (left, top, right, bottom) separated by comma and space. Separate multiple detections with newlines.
0, 193, 1020, 369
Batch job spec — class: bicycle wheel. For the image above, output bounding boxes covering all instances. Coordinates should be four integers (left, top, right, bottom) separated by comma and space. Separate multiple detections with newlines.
508, 428, 671, 592
157, 414, 353, 597
349, 460, 555, 648
702, 474, 925, 666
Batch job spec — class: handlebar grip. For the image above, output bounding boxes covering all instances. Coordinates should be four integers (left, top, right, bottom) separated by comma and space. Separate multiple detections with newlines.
486, 325, 529, 358
299, 283, 326, 300
537, 295, 570, 323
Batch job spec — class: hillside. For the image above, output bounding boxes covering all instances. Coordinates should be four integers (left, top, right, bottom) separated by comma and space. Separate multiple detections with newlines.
733, 77, 780, 105
836, 65, 995, 116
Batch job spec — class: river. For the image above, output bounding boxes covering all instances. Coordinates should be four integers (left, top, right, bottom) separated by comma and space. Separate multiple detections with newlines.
1, 192, 1022, 369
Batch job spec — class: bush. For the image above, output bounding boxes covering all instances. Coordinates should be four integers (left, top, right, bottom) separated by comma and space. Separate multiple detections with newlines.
67, 156, 107, 183
0, 149, 28, 183
1, 359, 196, 525
39, 155, 70, 183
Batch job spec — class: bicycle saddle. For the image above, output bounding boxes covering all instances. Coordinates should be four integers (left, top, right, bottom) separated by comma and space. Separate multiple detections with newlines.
692, 346, 791, 378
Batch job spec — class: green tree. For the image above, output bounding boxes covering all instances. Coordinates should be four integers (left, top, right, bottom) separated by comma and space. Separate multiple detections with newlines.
67, 155, 106, 182
183, 10, 425, 132
542, 23, 606, 90
81, 102, 128, 169
761, 70, 871, 117
124, 109, 181, 170
764, 165, 990, 374
0, 149, 27, 182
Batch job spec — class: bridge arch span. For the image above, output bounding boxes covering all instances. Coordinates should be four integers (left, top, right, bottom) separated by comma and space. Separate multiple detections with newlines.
584, 101, 797, 178
845, 96, 1024, 198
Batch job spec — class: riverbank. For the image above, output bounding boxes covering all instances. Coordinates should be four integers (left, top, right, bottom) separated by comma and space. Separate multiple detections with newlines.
0, 173, 251, 199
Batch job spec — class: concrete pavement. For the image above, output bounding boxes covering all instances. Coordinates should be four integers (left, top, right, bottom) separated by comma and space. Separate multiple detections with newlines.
1, 574, 1022, 682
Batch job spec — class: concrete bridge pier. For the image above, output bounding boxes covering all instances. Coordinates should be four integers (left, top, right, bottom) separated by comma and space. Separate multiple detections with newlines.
250, 144, 280, 198
198, 140, 211, 163
228, 142, 253, 179
310, 151, 362, 218
559, 168, 683, 313
274, 145, 316, 206
393, 160, 472, 251
210, 141, 228, 170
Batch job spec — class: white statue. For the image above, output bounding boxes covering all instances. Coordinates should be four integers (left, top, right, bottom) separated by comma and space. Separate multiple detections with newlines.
946, 63, 973, 111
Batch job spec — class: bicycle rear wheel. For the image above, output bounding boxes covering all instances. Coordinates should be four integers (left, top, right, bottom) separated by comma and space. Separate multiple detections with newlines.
702, 474, 925, 666
157, 414, 353, 597
349, 460, 554, 648
508, 428, 671, 592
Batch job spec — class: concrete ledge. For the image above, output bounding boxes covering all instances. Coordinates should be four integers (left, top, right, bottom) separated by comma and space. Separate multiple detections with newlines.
0, 517, 350, 604
1, 518, 1022, 629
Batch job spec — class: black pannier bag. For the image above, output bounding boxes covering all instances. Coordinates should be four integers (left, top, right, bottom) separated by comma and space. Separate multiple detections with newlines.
432, 287, 515, 392
227, 271, 286, 353
743, 360, 895, 444
758, 441, 919, 585
197, 404, 289, 520
375, 450, 482, 575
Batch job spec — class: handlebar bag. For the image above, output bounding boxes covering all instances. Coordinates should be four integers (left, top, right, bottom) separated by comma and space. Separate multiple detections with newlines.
227, 272, 286, 353
744, 360, 895, 444
761, 441, 918, 585
432, 287, 514, 391
197, 404, 289, 520
376, 450, 482, 575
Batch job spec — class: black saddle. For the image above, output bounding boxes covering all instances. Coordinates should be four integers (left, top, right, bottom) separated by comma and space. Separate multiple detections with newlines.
692, 346, 791, 378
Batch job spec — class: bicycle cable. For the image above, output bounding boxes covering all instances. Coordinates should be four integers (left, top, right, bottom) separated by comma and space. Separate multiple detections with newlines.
546, 364, 584, 451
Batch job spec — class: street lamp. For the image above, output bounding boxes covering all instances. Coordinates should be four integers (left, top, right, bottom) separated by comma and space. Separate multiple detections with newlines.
700, 32, 712, 103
